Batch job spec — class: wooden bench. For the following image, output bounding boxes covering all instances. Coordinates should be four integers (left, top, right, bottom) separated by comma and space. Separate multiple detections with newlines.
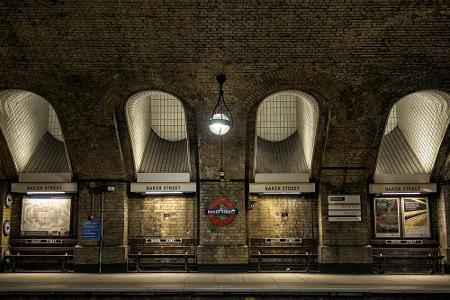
249, 238, 318, 272
371, 239, 444, 274
127, 237, 197, 272
6, 238, 76, 272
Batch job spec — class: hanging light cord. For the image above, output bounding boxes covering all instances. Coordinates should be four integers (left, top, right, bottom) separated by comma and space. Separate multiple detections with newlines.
210, 74, 233, 126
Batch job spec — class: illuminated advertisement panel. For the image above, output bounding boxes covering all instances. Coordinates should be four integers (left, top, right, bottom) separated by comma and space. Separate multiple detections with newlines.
402, 197, 430, 238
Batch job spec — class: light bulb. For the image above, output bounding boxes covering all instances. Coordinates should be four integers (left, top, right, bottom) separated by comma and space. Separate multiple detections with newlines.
209, 113, 231, 135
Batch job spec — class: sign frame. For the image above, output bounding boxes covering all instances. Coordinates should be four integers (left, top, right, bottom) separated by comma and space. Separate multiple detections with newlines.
402, 197, 431, 238
369, 183, 436, 194
328, 195, 362, 222
130, 182, 196, 193
249, 182, 315, 194
12, 182, 78, 193
81, 220, 101, 240
20, 195, 72, 237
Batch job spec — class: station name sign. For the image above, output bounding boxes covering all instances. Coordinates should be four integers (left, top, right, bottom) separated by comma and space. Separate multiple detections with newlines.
369, 183, 436, 194
130, 182, 196, 193
249, 183, 315, 194
11, 182, 78, 193
206, 197, 237, 226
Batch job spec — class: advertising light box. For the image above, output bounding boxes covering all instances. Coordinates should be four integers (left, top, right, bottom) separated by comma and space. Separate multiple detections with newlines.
402, 198, 430, 238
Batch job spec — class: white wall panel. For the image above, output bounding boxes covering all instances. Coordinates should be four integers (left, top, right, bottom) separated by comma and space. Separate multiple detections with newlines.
296, 92, 319, 173
126, 91, 153, 171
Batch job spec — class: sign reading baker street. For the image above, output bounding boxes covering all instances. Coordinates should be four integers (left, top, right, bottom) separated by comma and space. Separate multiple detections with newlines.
11, 182, 78, 193
369, 183, 436, 194
206, 197, 238, 225
130, 182, 196, 193
249, 183, 315, 194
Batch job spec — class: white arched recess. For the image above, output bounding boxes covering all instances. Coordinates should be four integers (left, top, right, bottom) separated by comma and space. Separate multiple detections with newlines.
374, 90, 450, 184
250, 91, 319, 194
126, 91, 194, 193
0, 90, 72, 183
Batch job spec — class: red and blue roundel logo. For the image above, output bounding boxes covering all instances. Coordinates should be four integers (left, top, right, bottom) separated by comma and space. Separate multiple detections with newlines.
206, 197, 238, 225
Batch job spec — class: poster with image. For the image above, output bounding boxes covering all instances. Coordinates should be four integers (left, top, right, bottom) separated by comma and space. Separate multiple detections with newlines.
402, 197, 430, 238
21, 196, 71, 236
374, 198, 400, 237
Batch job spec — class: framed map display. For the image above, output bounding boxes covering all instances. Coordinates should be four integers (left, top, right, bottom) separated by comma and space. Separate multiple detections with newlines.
402, 197, 430, 238
374, 198, 400, 238
20, 196, 71, 236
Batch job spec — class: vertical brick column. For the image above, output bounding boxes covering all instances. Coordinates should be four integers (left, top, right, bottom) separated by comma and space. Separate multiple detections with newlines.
74, 183, 128, 272
196, 109, 249, 270
437, 184, 450, 273
197, 182, 248, 270
318, 169, 373, 273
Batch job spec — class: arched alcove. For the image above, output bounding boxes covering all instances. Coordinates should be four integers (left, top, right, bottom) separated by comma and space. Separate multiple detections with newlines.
0, 89, 71, 181
126, 91, 196, 257
126, 90, 190, 181
375, 90, 450, 183
254, 90, 319, 182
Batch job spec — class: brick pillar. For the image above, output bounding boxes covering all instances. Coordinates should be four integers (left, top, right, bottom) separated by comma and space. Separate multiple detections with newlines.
197, 181, 248, 270
318, 169, 373, 273
196, 110, 249, 270
0, 182, 11, 271
74, 183, 128, 272
437, 184, 450, 273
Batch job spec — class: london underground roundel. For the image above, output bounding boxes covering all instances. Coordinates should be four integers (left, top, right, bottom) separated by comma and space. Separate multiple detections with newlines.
206, 197, 238, 225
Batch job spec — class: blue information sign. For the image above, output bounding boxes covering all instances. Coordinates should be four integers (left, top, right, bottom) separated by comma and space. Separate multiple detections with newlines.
82, 220, 101, 240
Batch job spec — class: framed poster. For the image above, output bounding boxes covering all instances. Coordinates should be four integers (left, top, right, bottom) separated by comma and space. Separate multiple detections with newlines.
374, 198, 400, 237
402, 197, 430, 238
21, 196, 71, 236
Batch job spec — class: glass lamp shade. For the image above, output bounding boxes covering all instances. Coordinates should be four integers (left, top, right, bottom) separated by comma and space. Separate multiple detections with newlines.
209, 113, 231, 135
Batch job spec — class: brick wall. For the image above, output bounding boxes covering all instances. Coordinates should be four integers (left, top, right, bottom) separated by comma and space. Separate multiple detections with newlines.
197, 182, 248, 265
74, 183, 128, 270
0, 1, 449, 271
318, 169, 372, 272
128, 195, 196, 239
248, 194, 318, 240
0, 1, 448, 180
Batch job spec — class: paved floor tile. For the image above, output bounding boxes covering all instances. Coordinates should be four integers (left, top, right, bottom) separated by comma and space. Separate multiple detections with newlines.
0, 273, 450, 294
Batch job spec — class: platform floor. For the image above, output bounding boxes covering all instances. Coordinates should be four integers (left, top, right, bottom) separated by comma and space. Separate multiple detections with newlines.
0, 273, 450, 295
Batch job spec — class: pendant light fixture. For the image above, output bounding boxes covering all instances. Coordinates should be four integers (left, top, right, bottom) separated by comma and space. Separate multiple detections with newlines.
209, 74, 233, 135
